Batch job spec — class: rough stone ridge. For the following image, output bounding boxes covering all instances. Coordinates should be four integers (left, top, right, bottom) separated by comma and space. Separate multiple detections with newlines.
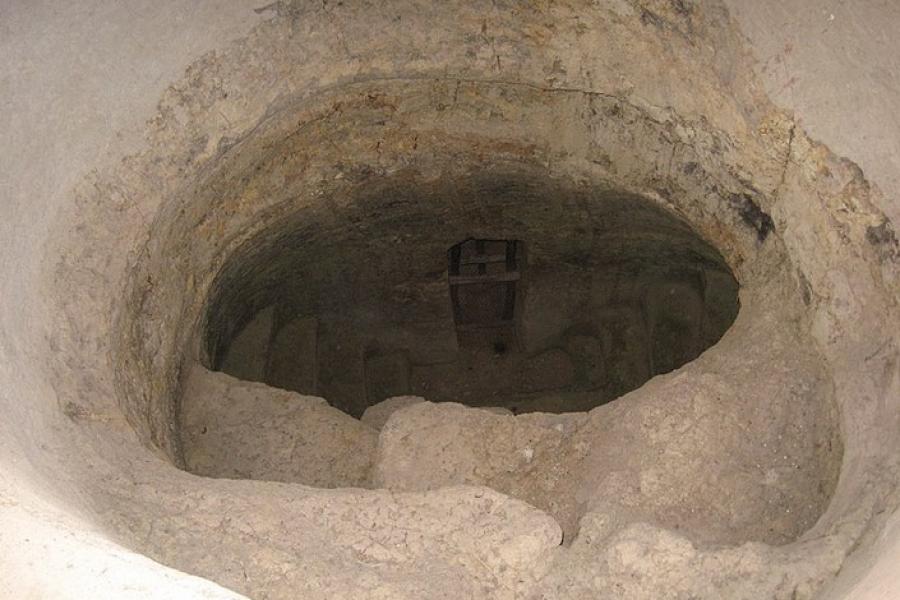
374, 295, 841, 547
361, 396, 426, 430
181, 366, 377, 488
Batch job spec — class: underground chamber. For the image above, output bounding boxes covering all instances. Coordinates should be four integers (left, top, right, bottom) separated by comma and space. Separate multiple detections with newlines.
201, 179, 741, 418
180, 177, 757, 528
103, 82, 855, 597
30, 6, 899, 598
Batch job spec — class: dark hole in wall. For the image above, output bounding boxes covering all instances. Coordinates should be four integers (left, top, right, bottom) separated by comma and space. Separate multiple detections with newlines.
729, 193, 775, 242
202, 173, 740, 417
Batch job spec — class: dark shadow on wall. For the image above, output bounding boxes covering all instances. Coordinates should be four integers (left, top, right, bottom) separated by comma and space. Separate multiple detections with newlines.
205, 173, 740, 416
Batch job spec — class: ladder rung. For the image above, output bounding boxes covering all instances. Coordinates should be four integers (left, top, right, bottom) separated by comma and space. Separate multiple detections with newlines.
460, 254, 508, 265
455, 320, 516, 331
449, 272, 520, 285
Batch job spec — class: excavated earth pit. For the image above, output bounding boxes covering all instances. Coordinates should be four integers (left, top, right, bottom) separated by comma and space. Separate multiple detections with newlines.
202, 179, 742, 418
27, 2, 899, 599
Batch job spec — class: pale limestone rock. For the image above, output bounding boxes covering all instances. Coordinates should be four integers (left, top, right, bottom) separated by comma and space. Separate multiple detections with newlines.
361, 395, 425, 430
181, 366, 377, 488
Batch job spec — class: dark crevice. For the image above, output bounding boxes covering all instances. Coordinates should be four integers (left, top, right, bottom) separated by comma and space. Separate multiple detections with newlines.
730, 192, 775, 242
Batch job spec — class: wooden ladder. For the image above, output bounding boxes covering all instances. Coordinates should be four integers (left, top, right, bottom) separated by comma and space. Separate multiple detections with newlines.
448, 239, 521, 335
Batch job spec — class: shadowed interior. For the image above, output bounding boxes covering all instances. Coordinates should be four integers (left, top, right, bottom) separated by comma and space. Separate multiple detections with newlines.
203, 175, 740, 416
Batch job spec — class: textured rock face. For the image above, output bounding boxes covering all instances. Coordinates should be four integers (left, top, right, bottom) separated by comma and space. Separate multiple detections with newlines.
211, 187, 740, 417
374, 296, 841, 547
361, 396, 426, 430
180, 366, 377, 487
218, 305, 274, 383
374, 402, 584, 537
111, 479, 564, 600
3, 1, 900, 599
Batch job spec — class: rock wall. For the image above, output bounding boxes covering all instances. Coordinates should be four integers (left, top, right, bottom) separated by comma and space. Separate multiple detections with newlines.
0, 1, 898, 599
215, 189, 740, 415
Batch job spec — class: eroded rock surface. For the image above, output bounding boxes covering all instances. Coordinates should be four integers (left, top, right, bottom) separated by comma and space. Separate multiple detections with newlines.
111, 480, 563, 600
361, 395, 425, 430
14, 0, 897, 599
374, 297, 842, 546
180, 366, 377, 487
